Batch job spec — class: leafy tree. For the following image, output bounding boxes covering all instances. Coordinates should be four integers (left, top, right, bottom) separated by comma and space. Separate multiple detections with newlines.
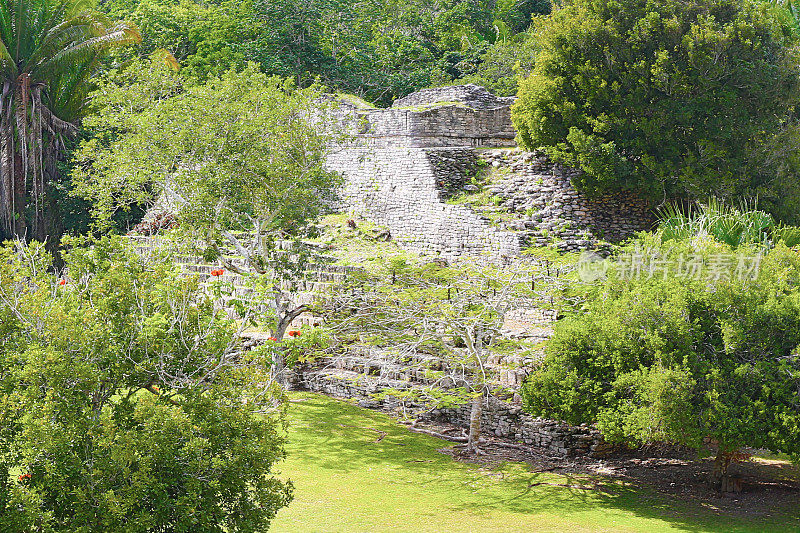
233, 0, 502, 103
495, 0, 551, 32
103, 0, 245, 82
236, 0, 340, 87
523, 235, 800, 488
325, 259, 552, 453
0, 237, 292, 531
511, 0, 800, 206
0, 0, 139, 242
100, 0, 543, 105
73, 59, 343, 381
454, 32, 537, 96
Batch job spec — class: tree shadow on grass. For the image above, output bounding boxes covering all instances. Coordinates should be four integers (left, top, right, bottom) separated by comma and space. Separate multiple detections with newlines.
283, 393, 800, 533
451, 468, 798, 533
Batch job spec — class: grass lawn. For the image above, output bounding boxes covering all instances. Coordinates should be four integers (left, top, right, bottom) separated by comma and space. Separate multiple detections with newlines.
270, 393, 800, 533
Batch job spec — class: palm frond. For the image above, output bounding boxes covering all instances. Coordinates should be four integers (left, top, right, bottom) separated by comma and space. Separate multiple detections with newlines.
774, 224, 800, 247
0, 0, 138, 240
27, 12, 120, 72
0, 37, 16, 77
656, 202, 698, 242
37, 23, 140, 77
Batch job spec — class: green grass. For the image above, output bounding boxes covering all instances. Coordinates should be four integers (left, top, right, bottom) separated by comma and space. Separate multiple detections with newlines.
271, 393, 799, 533
309, 214, 420, 271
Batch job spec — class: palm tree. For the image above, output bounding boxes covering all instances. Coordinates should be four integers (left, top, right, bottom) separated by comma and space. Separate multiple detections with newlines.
0, 0, 139, 241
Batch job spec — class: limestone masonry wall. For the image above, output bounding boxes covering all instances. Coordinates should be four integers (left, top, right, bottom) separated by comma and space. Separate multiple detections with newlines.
480, 150, 655, 252
327, 146, 520, 259
392, 84, 517, 110
357, 106, 516, 147
341, 84, 516, 148
297, 362, 612, 458
427, 397, 613, 457
329, 85, 654, 259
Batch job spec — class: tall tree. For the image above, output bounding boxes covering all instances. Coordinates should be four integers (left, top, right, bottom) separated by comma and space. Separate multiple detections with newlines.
0, 0, 138, 242
73, 60, 344, 383
511, 0, 800, 207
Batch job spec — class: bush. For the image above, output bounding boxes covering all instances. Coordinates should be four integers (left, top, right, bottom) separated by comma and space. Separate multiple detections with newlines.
523, 235, 800, 480
511, 0, 800, 204
453, 34, 537, 96
657, 198, 800, 247
0, 237, 292, 532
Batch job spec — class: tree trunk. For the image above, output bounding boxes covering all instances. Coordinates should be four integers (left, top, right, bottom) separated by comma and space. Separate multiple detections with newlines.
271, 303, 307, 387
271, 312, 292, 386
708, 448, 731, 490
465, 394, 483, 454
13, 152, 26, 238
272, 350, 287, 386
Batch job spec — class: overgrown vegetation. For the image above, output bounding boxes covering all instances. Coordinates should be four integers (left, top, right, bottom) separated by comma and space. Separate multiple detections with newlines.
0, 0, 139, 244
73, 58, 347, 384
512, 0, 800, 221
321, 256, 568, 452
523, 234, 800, 488
99, 0, 548, 105
657, 199, 800, 247
3, 0, 800, 527
0, 237, 292, 531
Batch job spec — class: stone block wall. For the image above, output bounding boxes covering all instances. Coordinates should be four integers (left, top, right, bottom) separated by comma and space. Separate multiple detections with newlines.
357, 106, 516, 147
327, 146, 521, 259
481, 150, 655, 251
329, 85, 654, 260
427, 396, 612, 457
503, 307, 558, 326
392, 84, 516, 110
297, 362, 612, 458
332, 85, 515, 149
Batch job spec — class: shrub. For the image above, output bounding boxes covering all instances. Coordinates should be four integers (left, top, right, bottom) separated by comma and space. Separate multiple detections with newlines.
657, 198, 800, 247
523, 235, 800, 483
511, 0, 800, 205
0, 237, 292, 532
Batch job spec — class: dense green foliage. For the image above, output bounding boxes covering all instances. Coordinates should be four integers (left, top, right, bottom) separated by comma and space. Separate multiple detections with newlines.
455, 32, 538, 96
0, 0, 138, 242
523, 235, 800, 467
73, 58, 345, 379
99, 0, 547, 104
511, 0, 800, 211
73, 59, 340, 237
0, 237, 291, 531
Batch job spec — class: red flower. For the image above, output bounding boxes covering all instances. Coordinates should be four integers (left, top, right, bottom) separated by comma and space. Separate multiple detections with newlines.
267, 337, 277, 342
58, 279, 66, 286
288, 330, 301, 337
18, 473, 30, 481
211, 269, 224, 277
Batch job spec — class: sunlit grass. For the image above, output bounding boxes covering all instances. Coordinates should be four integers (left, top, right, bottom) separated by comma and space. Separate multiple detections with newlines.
271, 393, 799, 533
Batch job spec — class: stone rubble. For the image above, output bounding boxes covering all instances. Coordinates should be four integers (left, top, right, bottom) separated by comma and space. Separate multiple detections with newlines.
295, 351, 614, 458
